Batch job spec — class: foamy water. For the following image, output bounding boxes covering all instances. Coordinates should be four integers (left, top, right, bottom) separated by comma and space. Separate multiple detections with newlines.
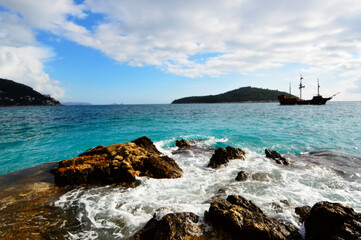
55, 137, 361, 239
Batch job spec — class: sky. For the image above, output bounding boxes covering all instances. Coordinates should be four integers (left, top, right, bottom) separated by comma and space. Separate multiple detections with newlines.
1, 0, 361, 104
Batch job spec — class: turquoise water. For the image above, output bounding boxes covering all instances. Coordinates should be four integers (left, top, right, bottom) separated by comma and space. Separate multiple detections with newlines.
0, 102, 360, 175
1, 102, 361, 239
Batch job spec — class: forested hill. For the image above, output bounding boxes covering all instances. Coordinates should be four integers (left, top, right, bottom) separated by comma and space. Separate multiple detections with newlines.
172, 86, 294, 104
0, 78, 62, 107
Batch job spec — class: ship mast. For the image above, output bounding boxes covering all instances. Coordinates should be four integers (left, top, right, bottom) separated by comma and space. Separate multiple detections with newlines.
317, 78, 320, 96
299, 74, 305, 99
289, 83, 291, 95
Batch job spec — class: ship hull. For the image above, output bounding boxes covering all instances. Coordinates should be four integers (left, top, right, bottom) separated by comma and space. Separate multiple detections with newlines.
278, 95, 331, 105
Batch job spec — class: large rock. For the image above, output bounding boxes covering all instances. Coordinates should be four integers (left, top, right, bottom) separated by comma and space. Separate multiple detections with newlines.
132, 136, 162, 155
205, 195, 302, 240
208, 146, 246, 168
305, 201, 361, 240
175, 139, 191, 148
235, 170, 250, 181
134, 212, 204, 240
265, 149, 290, 165
295, 206, 311, 223
51, 137, 183, 185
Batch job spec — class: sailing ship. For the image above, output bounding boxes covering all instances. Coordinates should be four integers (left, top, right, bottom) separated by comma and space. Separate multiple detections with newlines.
278, 75, 339, 105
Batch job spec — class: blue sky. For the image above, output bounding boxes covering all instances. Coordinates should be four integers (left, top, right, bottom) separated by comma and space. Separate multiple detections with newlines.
1, 0, 361, 104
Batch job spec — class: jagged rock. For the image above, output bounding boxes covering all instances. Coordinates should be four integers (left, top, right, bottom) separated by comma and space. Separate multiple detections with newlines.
134, 212, 203, 240
205, 195, 302, 240
265, 149, 290, 165
132, 136, 162, 154
51, 137, 183, 185
175, 139, 191, 148
134, 211, 235, 240
305, 201, 361, 240
235, 171, 250, 181
134, 195, 304, 240
208, 146, 246, 168
295, 206, 311, 223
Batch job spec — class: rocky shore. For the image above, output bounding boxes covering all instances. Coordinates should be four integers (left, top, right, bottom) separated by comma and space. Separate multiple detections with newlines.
1, 137, 360, 239
134, 195, 360, 240
51, 136, 183, 185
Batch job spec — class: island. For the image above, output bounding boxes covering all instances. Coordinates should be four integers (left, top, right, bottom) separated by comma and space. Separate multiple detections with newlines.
0, 78, 62, 107
172, 86, 294, 104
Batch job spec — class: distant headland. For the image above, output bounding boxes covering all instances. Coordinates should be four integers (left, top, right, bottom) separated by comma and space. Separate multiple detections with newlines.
0, 78, 62, 107
172, 86, 295, 104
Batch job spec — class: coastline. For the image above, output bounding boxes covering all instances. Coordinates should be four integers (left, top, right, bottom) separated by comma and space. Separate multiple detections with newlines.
1, 138, 360, 239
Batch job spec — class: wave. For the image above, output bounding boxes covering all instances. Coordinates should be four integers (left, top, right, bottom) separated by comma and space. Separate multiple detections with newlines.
54, 136, 361, 239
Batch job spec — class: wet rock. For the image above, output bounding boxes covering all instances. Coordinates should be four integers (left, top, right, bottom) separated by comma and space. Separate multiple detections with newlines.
208, 146, 246, 168
134, 211, 234, 240
175, 139, 191, 148
205, 195, 302, 240
295, 206, 311, 223
271, 200, 292, 214
265, 149, 290, 165
135, 195, 303, 240
51, 137, 183, 185
305, 201, 361, 240
235, 171, 250, 181
132, 136, 162, 155
134, 212, 203, 240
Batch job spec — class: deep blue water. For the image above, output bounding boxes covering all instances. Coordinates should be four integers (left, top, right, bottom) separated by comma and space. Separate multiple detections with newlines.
1, 102, 360, 175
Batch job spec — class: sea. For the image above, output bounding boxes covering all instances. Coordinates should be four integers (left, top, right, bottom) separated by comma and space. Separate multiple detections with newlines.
0, 102, 360, 239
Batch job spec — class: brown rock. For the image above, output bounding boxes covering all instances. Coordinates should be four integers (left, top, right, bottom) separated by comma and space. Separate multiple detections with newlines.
208, 146, 246, 168
134, 195, 303, 240
52, 137, 183, 185
305, 201, 361, 240
134, 212, 203, 240
175, 139, 191, 148
235, 171, 250, 181
265, 149, 290, 165
205, 195, 302, 240
295, 206, 311, 223
132, 136, 162, 155
134, 211, 236, 240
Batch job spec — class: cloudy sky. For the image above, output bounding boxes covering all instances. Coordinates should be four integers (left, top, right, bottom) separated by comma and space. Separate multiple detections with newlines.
1, 0, 361, 104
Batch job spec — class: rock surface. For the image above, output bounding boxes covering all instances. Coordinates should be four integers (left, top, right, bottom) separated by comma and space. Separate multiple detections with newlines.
295, 206, 311, 223
235, 170, 250, 181
135, 195, 302, 240
175, 139, 191, 148
305, 201, 361, 240
51, 136, 183, 185
205, 195, 302, 240
134, 212, 205, 240
135, 196, 361, 240
132, 136, 162, 155
265, 149, 290, 165
208, 146, 246, 168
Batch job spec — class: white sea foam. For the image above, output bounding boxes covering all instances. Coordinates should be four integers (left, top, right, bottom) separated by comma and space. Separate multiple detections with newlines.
55, 137, 361, 239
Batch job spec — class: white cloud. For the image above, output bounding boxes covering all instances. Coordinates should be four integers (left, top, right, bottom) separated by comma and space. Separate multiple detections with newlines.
70, 0, 361, 83
0, 0, 85, 99
0, 46, 65, 98
0, 0, 85, 30
1, 0, 361, 99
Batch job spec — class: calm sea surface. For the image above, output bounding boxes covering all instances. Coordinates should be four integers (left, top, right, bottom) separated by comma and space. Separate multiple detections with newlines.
1, 102, 360, 239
